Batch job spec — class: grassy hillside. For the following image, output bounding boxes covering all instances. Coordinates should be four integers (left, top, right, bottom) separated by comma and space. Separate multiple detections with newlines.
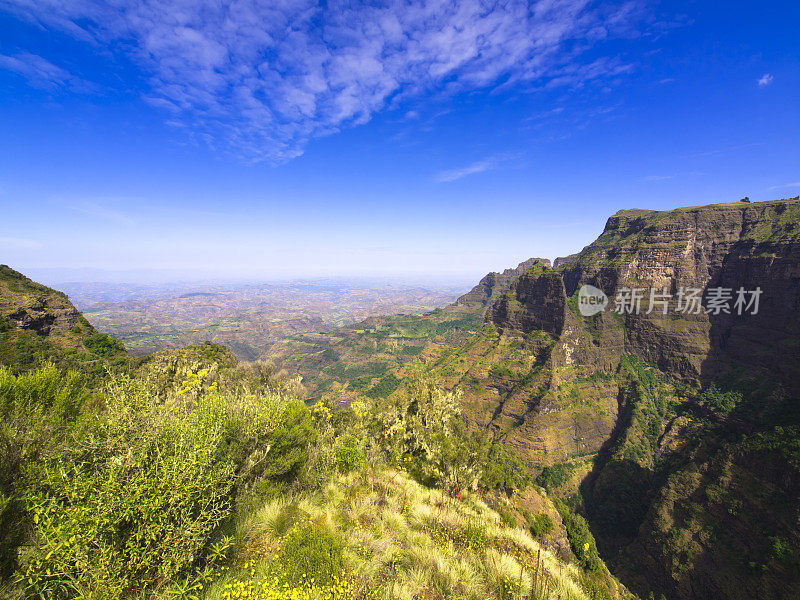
265, 260, 542, 403
0, 344, 633, 599
268, 307, 482, 402
0, 265, 133, 380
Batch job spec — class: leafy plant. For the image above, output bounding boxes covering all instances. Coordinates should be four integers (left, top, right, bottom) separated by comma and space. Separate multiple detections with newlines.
528, 512, 555, 539
83, 332, 126, 357
481, 442, 531, 492
279, 521, 344, 587
332, 434, 365, 473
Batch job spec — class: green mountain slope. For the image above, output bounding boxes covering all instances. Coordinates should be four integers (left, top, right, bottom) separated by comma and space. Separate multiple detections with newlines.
425, 197, 800, 600
267, 259, 547, 402
0, 276, 633, 600
0, 265, 129, 378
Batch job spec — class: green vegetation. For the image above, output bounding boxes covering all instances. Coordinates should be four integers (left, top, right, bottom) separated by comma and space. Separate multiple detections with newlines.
481, 442, 532, 492
698, 383, 742, 414
82, 331, 127, 357
0, 343, 627, 600
536, 463, 578, 493
554, 499, 602, 573
364, 373, 400, 398
527, 513, 555, 539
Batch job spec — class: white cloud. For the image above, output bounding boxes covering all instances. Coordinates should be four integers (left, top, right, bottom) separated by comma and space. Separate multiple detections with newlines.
0, 52, 94, 92
3, 0, 645, 163
757, 73, 774, 87
0, 236, 43, 249
435, 157, 502, 183
768, 182, 800, 190
641, 174, 675, 182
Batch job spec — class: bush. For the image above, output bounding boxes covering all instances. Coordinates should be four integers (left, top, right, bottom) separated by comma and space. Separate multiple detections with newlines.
262, 400, 317, 487
536, 462, 577, 492
8, 364, 282, 598
365, 373, 401, 398
83, 332, 126, 357
554, 499, 602, 572
333, 434, 365, 473
463, 521, 488, 550
279, 522, 344, 586
0, 364, 88, 578
528, 512, 555, 538
481, 442, 530, 492
699, 383, 742, 414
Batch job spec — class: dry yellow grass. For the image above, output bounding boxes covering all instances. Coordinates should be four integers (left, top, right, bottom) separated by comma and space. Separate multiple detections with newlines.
202, 467, 600, 600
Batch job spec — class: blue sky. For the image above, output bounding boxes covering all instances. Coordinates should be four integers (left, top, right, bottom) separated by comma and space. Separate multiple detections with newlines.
0, 1, 798, 284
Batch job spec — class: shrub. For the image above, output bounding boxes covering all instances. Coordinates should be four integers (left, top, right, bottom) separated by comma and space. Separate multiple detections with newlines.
536, 462, 577, 492
463, 521, 488, 551
365, 373, 401, 398
528, 512, 554, 538
9, 364, 282, 599
332, 434, 365, 473
554, 499, 602, 572
699, 383, 742, 414
0, 364, 89, 578
83, 332, 126, 357
481, 442, 531, 492
279, 522, 344, 586
18, 380, 240, 598
262, 400, 317, 487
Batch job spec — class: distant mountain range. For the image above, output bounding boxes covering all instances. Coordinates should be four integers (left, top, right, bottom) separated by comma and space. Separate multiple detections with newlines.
62, 280, 464, 360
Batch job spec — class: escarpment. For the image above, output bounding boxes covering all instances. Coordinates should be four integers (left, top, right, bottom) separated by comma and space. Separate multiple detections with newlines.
433, 198, 800, 600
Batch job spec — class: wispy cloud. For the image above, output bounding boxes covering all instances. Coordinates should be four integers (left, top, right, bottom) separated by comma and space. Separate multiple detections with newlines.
3, 0, 646, 163
0, 236, 43, 249
435, 156, 504, 183
757, 73, 774, 87
70, 201, 137, 226
0, 52, 94, 92
768, 182, 800, 191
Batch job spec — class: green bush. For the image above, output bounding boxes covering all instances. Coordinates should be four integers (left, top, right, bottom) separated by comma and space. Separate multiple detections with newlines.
536, 462, 577, 492
0, 364, 89, 578
365, 373, 401, 398
262, 400, 317, 486
83, 332, 126, 357
463, 521, 488, 551
6, 363, 283, 599
528, 512, 555, 538
279, 522, 344, 586
481, 442, 530, 492
554, 499, 602, 572
699, 383, 742, 414
332, 434, 365, 473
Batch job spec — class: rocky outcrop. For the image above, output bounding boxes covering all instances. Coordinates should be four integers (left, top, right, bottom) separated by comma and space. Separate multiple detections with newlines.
553, 253, 579, 269
0, 265, 89, 346
455, 258, 550, 311
437, 198, 800, 600
0, 265, 126, 372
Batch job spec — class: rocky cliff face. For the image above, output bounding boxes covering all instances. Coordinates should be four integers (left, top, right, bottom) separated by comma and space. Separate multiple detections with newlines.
0, 265, 127, 373
0, 265, 87, 343
433, 198, 800, 600
455, 257, 549, 310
